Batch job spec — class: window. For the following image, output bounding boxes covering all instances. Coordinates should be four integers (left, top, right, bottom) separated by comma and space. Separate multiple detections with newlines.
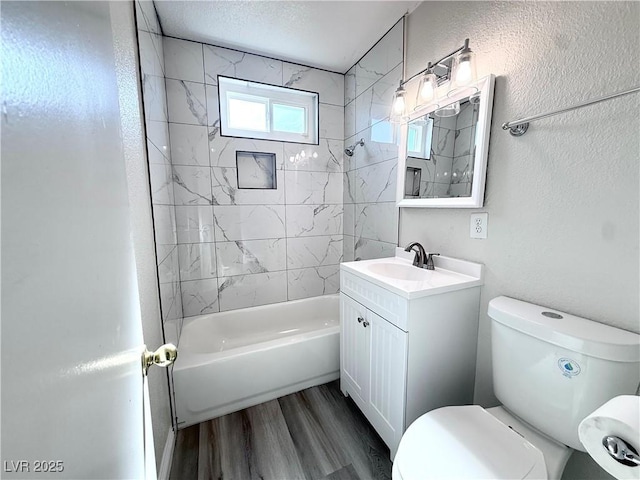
407, 116, 433, 159
218, 76, 319, 144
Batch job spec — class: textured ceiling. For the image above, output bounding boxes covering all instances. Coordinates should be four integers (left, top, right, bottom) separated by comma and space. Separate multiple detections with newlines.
154, 1, 420, 73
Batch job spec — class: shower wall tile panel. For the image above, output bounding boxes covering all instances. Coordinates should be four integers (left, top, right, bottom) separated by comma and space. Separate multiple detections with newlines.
155, 38, 348, 316
137, 2, 182, 322
344, 19, 402, 262
354, 21, 403, 97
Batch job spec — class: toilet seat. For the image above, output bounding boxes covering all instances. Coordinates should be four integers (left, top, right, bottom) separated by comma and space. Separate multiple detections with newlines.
393, 405, 548, 480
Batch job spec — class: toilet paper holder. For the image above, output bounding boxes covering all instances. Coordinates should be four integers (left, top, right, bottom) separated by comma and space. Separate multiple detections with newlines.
603, 436, 640, 467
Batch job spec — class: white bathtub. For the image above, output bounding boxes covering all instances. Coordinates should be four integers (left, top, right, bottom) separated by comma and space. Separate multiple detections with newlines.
173, 294, 340, 428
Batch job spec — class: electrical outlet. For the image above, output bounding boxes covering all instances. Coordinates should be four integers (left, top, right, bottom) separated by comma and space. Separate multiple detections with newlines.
470, 213, 488, 239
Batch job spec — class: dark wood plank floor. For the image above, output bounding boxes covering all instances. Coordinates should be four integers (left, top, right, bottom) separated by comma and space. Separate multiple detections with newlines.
170, 380, 392, 480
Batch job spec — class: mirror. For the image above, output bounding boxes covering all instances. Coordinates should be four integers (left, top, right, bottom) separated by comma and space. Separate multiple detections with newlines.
397, 75, 495, 208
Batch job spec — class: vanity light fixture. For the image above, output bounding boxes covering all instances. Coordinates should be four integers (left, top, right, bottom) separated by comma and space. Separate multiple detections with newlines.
390, 38, 478, 122
390, 80, 407, 123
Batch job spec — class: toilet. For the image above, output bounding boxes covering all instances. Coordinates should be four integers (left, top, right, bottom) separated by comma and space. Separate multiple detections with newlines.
393, 296, 640, 480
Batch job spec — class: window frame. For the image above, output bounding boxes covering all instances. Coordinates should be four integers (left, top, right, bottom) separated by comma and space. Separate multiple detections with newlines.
218, 75, 319, 145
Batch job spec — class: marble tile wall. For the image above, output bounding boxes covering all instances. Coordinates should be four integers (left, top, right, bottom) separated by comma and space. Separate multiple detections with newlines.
162, 36, 345, 316
417, 102, 479, 197
136, 1, 183, 343
344, 20, 403, 261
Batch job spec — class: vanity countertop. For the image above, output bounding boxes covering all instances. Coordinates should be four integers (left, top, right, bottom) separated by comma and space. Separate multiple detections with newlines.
340, 248, 484, 300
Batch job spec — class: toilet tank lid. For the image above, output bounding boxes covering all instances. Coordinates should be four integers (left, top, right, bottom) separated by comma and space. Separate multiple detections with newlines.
488, 296, 640, 362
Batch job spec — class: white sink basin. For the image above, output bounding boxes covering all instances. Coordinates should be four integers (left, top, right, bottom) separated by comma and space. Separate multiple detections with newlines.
341, 249, 484, 299
366, 262, 428, 281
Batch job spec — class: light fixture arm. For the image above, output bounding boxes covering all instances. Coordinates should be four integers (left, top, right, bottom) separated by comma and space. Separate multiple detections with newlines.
400, 39, 470, 87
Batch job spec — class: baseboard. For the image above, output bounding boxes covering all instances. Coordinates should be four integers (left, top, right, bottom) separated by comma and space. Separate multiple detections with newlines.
157, 428, 175, 480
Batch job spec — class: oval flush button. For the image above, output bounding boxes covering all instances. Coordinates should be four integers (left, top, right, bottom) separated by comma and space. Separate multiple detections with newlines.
542, 311, 563, 319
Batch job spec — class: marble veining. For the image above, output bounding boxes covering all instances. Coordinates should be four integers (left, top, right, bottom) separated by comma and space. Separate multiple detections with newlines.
166, 79, 207, 126
204, 45, 283, 87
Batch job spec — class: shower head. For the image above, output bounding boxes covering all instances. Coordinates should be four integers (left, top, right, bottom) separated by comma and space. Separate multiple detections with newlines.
344, 138, 365, 157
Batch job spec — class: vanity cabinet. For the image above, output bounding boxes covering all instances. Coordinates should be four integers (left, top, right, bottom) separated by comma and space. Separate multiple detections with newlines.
341, 294, 407, 450
339, 254, 483, 459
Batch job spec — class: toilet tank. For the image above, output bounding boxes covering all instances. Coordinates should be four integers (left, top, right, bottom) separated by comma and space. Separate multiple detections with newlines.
488, 296, 640, 451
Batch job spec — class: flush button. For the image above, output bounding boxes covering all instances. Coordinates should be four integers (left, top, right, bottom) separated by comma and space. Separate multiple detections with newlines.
542, 311, 563, 319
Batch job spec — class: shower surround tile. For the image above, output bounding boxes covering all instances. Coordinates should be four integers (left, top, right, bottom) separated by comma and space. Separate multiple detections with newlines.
152, 205, 177, 246
204, 45, 283, 86
166, 79, 207, 126
136, 0, 161, 34
286, 204, 343, 238
160, 281, 183, 322
287, 266, 340, 301
211, 167, 284, 205
217, 272, 288, 312
354, 237, 396, 261
283, 63, 344, 106
344, 19, 402, 262
287, 235, 343, 269
214, 205, 286, 241
355, 124, 399, 169
355, 203, 398, 244
355, 64, 402, 135
142, 74, 168, 123
344, 66, 356, 105
284, 140, 343, 173
344, 102, 356, 139
355, 21, 403, 97
175, 206, 214, 244
163, 37, 204, 83
138, 30, 164, 78
216, 239, 286, 277
169, 124, 209, 166
149, 164, 175, 205
172, 165, 213, 205
157, 245, 180, 285
319, 104, 344, 141
178, 243, 217, 281
182, 278, 220, 317
355, 158, 397, 203
284, 171, 343, 205
209, 137, 285, 169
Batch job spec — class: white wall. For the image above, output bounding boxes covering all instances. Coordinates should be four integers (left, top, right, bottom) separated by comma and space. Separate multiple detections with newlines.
402, 3, 638, 477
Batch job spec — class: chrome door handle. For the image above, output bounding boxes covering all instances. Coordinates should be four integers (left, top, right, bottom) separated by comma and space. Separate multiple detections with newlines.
142, 343, 177, 376
357, 316, 364, 323
362, 320, 370, 328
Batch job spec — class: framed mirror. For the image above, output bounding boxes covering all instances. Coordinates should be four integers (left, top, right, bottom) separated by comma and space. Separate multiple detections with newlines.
396, 74, 495, 208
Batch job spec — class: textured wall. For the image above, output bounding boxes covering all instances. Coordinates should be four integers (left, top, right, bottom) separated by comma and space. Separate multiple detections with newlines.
344, 20, 403, 262
402, 3, 638, 477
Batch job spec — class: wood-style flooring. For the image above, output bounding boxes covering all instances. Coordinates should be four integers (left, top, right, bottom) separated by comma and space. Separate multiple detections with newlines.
169, 380, 392, 480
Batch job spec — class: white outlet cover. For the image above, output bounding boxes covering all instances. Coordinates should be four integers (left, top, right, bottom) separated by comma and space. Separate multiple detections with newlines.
470, 213, 488, 239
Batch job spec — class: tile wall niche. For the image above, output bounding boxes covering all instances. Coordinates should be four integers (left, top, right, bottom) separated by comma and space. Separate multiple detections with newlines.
343, 20, 403, 262
135, 1, 183, 345
160, 36, 345, 317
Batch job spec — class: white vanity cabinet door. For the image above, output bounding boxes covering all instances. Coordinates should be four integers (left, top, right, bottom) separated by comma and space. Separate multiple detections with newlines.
340, 293, 371, 409
367, 309, 408, 454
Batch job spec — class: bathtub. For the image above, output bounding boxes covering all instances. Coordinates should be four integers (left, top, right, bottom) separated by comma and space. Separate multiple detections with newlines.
173, 294, 340, 428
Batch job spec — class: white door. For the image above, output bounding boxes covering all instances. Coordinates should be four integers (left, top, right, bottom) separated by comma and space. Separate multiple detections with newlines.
340, 294, 370, 408
2, 2, 155, 478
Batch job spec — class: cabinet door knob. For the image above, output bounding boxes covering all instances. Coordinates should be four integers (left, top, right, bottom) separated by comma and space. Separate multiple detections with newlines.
363, 320, 370, 328
357, 316, 364, 323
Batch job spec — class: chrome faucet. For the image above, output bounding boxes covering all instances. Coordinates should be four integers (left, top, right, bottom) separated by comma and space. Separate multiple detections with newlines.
404, 242, 427, 268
